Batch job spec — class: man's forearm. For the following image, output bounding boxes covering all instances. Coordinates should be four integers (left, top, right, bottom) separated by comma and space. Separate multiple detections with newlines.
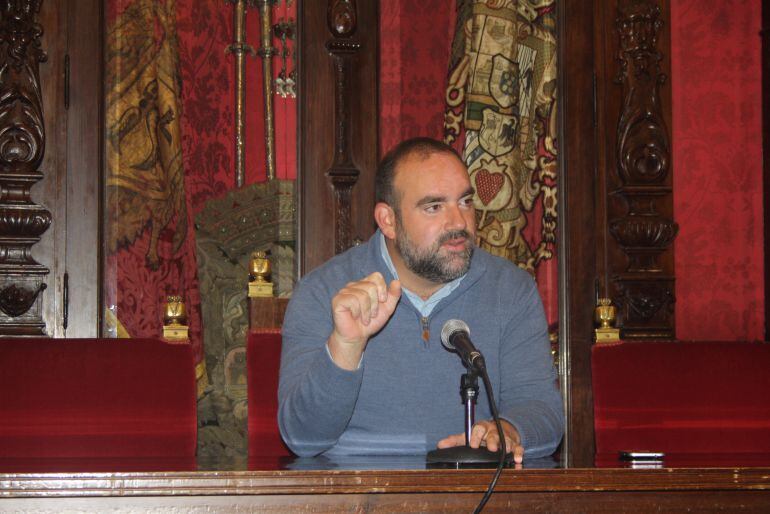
278, 345, 364, 456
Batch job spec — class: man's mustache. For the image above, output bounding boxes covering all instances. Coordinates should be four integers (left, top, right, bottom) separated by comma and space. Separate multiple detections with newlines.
437, 229, 474, 247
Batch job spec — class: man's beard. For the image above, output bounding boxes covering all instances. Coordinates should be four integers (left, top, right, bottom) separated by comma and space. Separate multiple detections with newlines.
395, 227, 474, 283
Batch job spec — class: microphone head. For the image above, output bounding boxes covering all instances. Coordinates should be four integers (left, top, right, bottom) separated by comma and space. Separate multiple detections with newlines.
440, 319, 470, 351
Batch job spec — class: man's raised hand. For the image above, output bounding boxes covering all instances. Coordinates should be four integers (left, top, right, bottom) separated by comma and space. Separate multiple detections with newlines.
328, 272, 401, 370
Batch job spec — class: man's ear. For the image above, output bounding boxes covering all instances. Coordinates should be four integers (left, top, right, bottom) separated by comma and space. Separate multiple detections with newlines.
374, 202, 396, 239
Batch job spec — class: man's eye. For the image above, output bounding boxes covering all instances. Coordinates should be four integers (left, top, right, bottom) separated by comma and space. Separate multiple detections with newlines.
424, 204, 441, 213
460, 197, 474, 207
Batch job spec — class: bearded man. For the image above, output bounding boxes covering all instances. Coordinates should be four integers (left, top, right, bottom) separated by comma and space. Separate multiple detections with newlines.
278, 138, 563, 462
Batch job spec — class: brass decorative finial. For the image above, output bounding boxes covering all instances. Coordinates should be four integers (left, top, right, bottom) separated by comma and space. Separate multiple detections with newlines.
248, 250, 274, 297
163, 295, 189, 342
594, 298, 620, 343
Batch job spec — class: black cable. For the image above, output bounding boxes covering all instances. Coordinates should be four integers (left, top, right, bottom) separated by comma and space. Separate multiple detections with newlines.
472, 369, 508, 514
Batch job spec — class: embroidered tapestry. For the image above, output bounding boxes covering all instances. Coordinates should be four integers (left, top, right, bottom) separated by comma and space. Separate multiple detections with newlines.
104, 0, 206, 391
444, 0, 557, 275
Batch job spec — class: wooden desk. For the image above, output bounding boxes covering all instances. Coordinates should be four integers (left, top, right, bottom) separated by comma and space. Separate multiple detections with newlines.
1, 456, 770, 512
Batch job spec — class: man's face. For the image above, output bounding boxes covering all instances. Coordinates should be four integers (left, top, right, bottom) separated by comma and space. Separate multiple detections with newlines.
391, 151, 477, 284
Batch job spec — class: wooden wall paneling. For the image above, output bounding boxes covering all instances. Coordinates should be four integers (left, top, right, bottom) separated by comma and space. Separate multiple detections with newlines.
0, 0, 100, 337
36, 0, 67, 338
0, 0, 57, 335
298, 0, 378, 275
559, 0, 599, 468
601, 0, 677, 340
63, 0, 100, 337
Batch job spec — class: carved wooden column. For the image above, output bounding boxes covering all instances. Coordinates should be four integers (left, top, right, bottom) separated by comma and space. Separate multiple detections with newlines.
298, 0, 377, 274
325, 0, 360, 254
0, 1, 52, 335
608, 0, 678, 339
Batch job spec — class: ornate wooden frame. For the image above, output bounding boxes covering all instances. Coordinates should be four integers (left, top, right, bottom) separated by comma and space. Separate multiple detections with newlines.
0, 0, 52, 335
608, 1, 677, 339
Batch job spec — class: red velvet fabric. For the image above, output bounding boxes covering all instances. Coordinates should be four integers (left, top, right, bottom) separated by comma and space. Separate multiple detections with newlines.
0, 338, 197, 459
671, 0, 764, 340
247, 330, 291, 457
592, 341, 770, 458
379, 0, 454, 151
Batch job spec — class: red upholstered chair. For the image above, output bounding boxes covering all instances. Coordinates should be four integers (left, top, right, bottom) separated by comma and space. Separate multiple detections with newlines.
247, 329, 292, 457
0, 338, 197, 459
592, 340, 770, 463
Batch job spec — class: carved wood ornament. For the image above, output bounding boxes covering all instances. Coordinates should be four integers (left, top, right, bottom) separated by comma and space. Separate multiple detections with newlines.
0, 0, 51, 335
325, 0, 360, 254
610, 1, 678, 339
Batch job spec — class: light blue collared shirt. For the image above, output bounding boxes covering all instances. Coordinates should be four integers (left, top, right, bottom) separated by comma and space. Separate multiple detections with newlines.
378, 232, 465, 317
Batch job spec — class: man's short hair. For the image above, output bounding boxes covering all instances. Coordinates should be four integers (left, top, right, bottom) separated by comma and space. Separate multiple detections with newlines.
375, 137, 463, 209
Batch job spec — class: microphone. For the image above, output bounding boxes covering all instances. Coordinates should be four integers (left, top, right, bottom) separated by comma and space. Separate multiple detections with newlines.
440, 319, 485, 371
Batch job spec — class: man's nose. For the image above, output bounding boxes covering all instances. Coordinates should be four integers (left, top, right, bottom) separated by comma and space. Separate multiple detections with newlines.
445, 204, 468, 230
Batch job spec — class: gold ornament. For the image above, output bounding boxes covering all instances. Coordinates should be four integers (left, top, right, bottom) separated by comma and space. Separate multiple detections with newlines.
162, 295, 189, 341
594, 298, 620, 343
248, 250, 274, 297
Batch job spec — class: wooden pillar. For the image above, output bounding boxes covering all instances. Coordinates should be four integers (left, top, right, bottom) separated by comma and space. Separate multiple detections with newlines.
0, 0, 52, 335
596, 0, 677, 340
298, 0, 378, 275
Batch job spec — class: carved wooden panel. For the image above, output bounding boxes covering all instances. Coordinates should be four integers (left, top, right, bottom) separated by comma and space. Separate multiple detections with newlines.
326, 37, 361, 255
299, 0, 377, 274
593, 0, 677, 340
0, 0, 52, 335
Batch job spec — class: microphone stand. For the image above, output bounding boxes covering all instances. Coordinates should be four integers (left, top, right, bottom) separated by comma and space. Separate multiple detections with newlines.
426, 369, 503, 466
462, 371, 479, 446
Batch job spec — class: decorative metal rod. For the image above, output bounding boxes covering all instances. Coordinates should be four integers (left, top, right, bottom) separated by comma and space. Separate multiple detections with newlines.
257, 0, 277, 180
226, 0, 256, 187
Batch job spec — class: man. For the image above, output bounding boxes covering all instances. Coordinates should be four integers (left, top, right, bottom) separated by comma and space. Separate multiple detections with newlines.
278, 138, 563, 463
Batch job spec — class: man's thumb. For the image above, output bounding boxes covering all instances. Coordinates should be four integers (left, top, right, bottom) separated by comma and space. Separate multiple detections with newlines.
385, 280, 402, 310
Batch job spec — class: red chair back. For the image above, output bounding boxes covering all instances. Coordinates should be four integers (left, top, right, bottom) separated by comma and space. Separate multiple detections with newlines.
0, 338, 197, 458
592, 340, 770, 458
247, 330, 291, 457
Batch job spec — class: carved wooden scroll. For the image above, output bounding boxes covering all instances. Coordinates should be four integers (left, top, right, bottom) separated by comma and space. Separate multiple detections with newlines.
0, 0, 52, 335
325, 0, 360, 254
609, 1, 678, 339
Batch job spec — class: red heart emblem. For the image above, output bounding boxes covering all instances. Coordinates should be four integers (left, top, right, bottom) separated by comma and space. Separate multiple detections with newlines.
475, 169, 504, 206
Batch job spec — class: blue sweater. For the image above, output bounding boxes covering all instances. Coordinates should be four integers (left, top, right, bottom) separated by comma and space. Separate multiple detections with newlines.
278, 232, 564, 457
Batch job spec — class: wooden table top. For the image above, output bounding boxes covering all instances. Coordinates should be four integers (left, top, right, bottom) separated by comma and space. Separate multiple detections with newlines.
2, 453, 770, 497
